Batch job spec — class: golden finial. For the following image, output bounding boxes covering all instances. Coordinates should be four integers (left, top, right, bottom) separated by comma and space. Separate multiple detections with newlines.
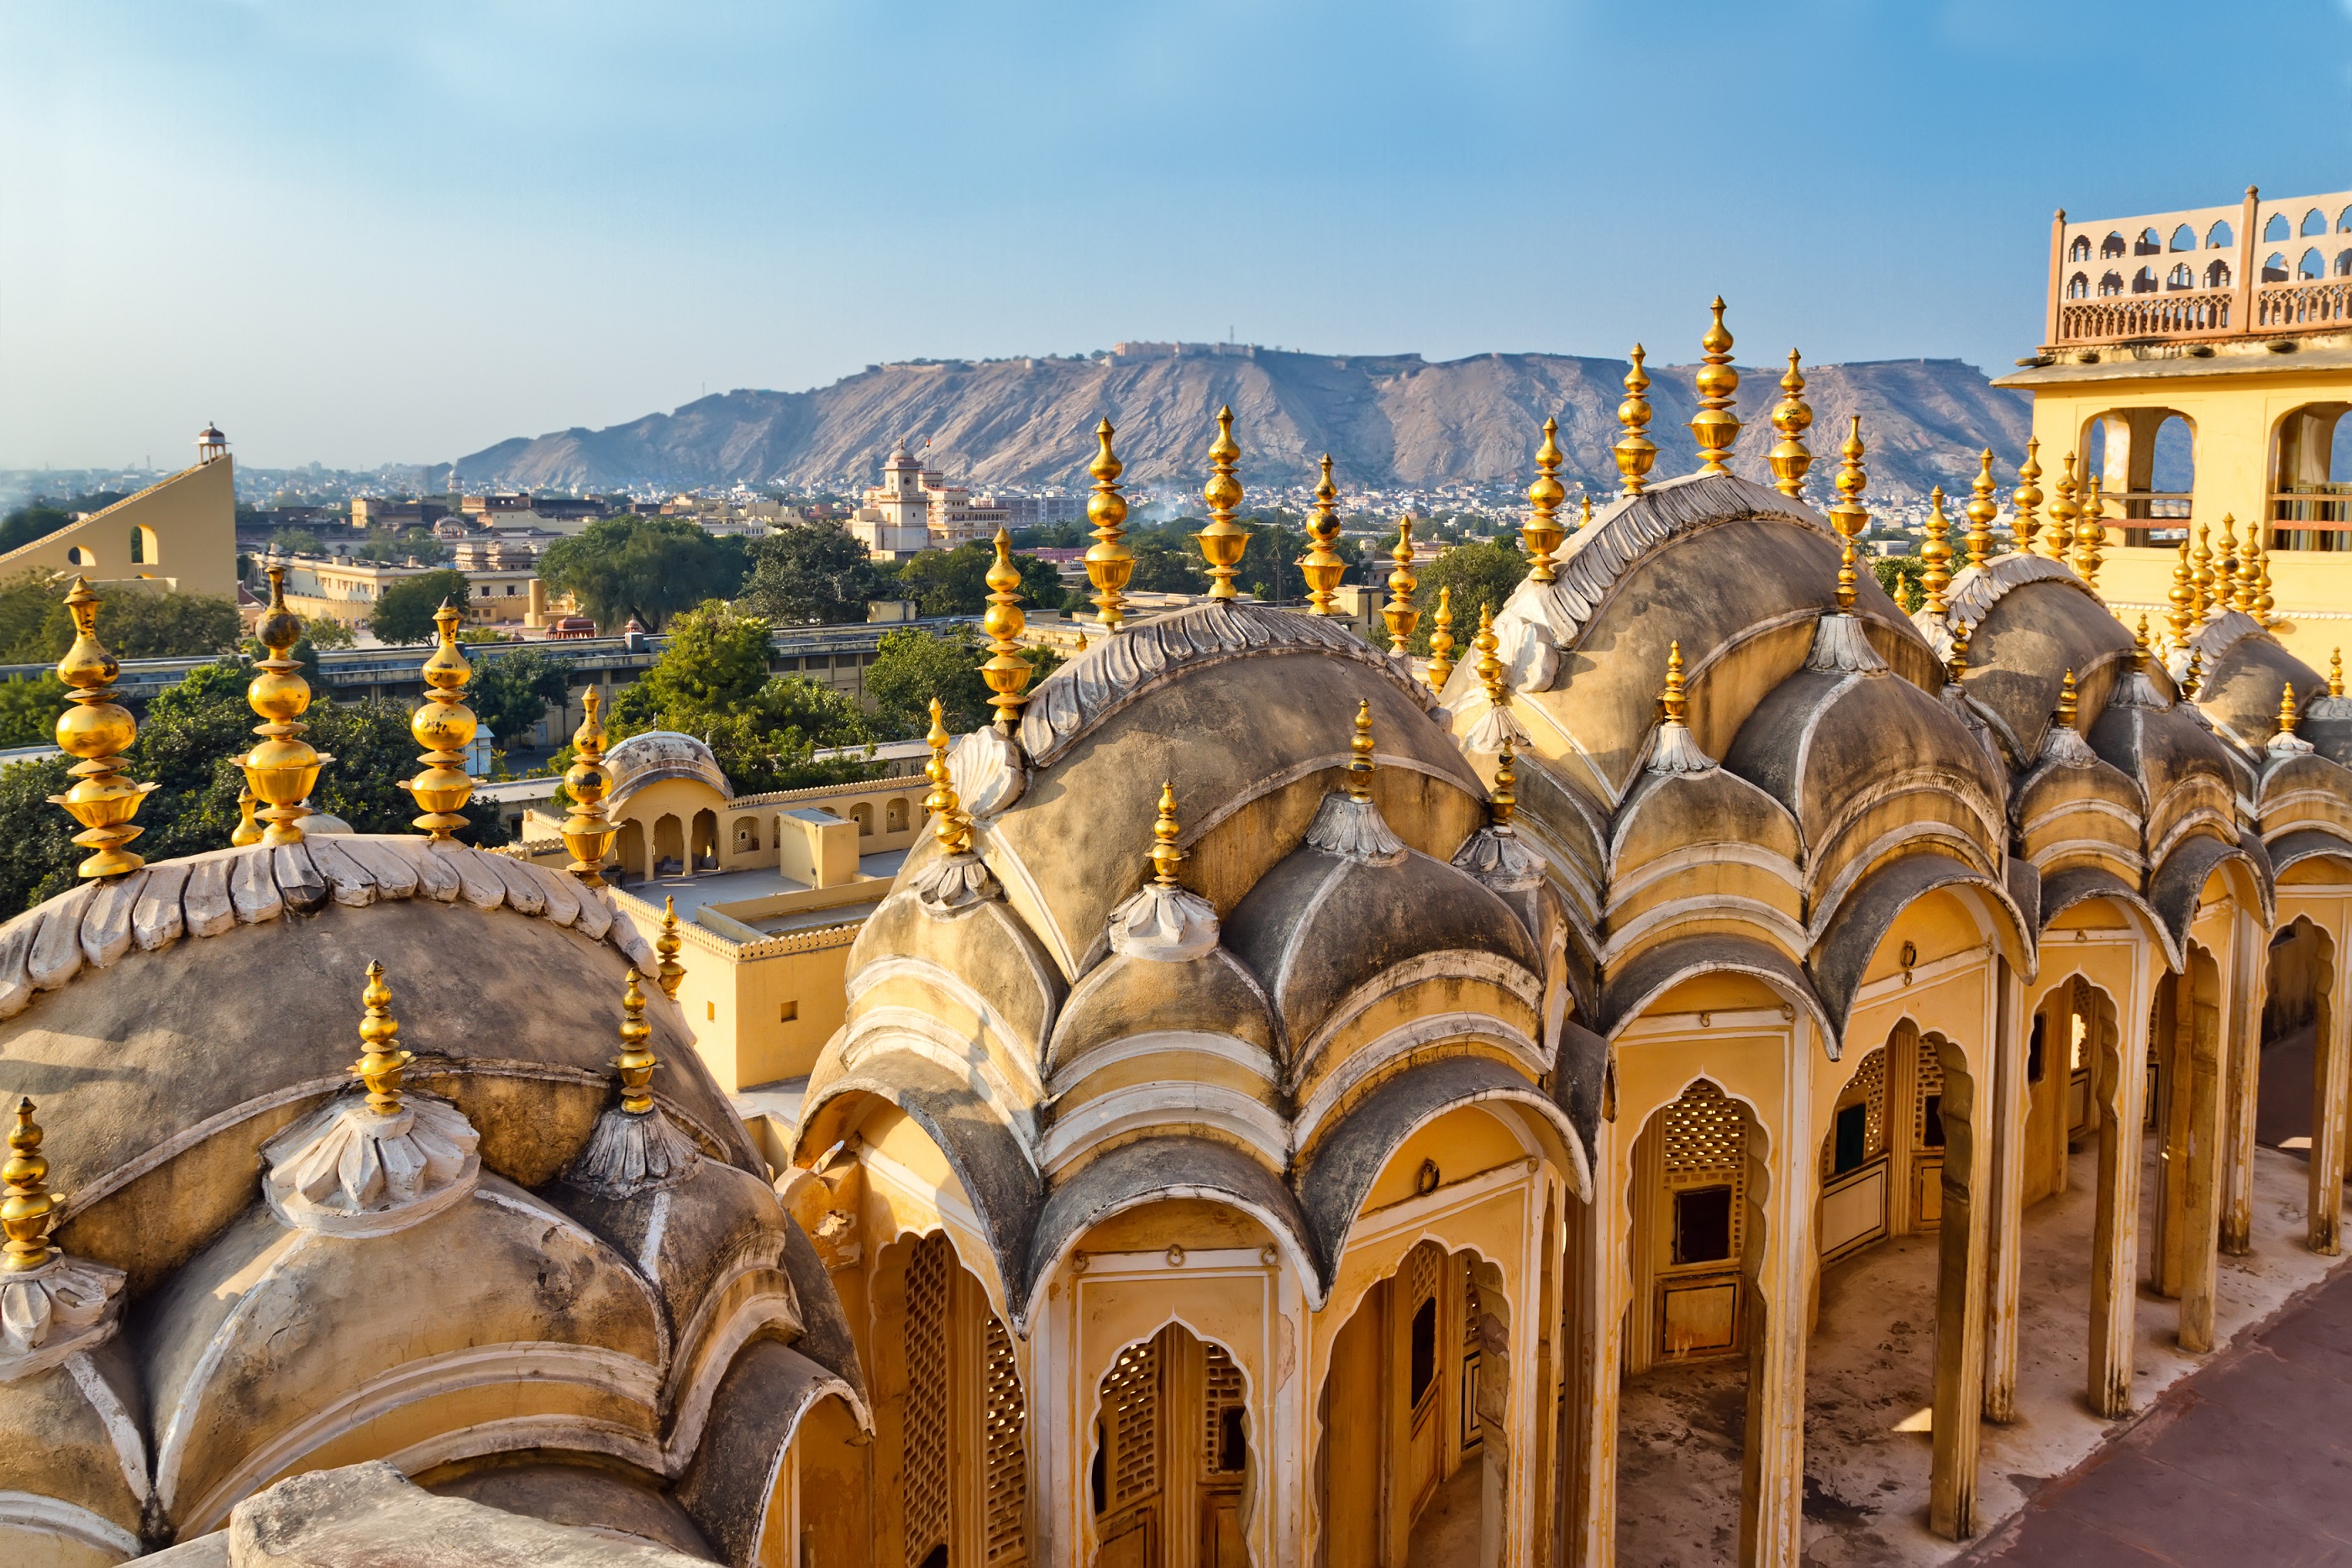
48, 578, 156, 878
655, 896, 685, 1000
1148, 782, 1185, 888
2277, 682, 2302, 739
614, 968, 657, 1115
1577, 492, 1595, 533
1523, 417, 1567, 584
923, 698, 972, 853
1827, 417, 1868, 611
2044, 454, 2079, 560
1426, 585, 1457, 695
1963, 449, 1998, 569
2133, 614, 2153, 673
1945, 615, 1971, 686
1921, 487, 1953, 616
400, 600, 476, 842
1614, 345, 1656, 497
560, 689, 618, 885
980, 529, 1033, 732
1490, 736, 1518, 827
2168, 538, 2197, 647
233, 557, 331, 847
231, 787, 262, 847
1767, 349, 1813, 499
1661, 639, 1690, 726
2232, 522, 2259, 615
2255, 531, 2276, 627
2073, 474, 2106, 588
2055, 669, 2079, 729
2216, 513, 2239, 608
2182, 648, 2204, 700
1689, 297, 1740, 475
1474, 602, 1508, 711
1383, 517, 1420, 645
1346, 699, 1375, 800
1194, 406, 1248, 600
1298, 454, 1347, 614
2191, 518, 2215, 616
2010, 438, 2043, 556
3, 1098, 58, 1272
1084, 419, 1133, 632
351, 960, 410, 1116
2330, 648, 2344, 700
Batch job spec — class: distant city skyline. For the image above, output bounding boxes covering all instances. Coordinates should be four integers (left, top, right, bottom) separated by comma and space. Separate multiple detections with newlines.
4, 0, 2348, 471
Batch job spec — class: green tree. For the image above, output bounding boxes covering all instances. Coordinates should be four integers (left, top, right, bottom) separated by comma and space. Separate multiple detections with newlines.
0, 572, 242, 663
302, 617, 359, 650
538, 516, 748, 632
1872, 554, 1926, 612
864, 627, 1063, 739
892, 543, 1068, 617
469, 648, 571, 748
369, 569, 472, 645
0, 503, 71, 553
622, 600, 776, 716
738, 522, 890, 625
1378, 539, 1531, 654
0, 674, 65, 747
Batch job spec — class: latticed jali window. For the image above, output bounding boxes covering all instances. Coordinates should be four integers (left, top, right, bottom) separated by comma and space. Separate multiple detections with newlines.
903, 1235, 952, 1568
1916, 1038, 1947, 1150
982, 1314, 1028, 1567
1100, 1340, 1162, 1513
1820, 1050, 1888, 1181
1201, 1342, 1247, 1475
1662, 1080, 1747, 1263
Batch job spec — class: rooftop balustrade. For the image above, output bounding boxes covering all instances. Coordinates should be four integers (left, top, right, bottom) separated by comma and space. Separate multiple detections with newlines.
2044, 186, 2352, 349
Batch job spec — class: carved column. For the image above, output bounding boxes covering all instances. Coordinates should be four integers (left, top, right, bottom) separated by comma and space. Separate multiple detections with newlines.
1737, 1078, 1811, 1568
1563, 1117, 1625, 1568
2150, 971, 2192, 1299
1981, 957, 2027, 1424
2310, 924, 2349, 1255
2221, 908, 2264, 1256
2089, 964, 2152, 1416
1929, 1038, 1993, 1540
2178, 951, 2227, 1353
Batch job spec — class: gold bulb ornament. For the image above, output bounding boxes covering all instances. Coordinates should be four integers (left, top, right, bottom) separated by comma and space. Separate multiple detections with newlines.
351, 960, 411, 1116
47, 578, 156, 878
2181, 648, 2204, 700
559, 688, 619, 885
2055, 668, 2080, 729
2215, 513, 2239, 606
1964, 449, 1999, 570
2043, 454, 2079, 561
3, 1097, 59, 1272
1383, 517, 1420, 646
2010, 438, 2044, 557
1689, 297, 1740, 475
656, 896, 685, 1001
1084, 419, 1134, 632
1945, 615, 1971, 686
980, 529, 1033, 732
1768, 349, 1813, 500
1148, 782, 1185, 888
1614, 345, 1656, 497
1523, 417, 1567, 584
923, 698, 972, 853
2233, 524, 2260, 616
1346, 699, 1376, 800
2277, 682, 2302, 740
1298, 454, 1348, 615
1661, 639, 1690, 726
2073, 474, 2107, 589
1827, 417, 1870, 611
1489, 737, 1518, 827
2330, 648, 2344, 700
231, 787, 262, 848
233, 558, 331, 847
1425, 586, 1457, 695
2191, 519, 2215, 616
400, 600, 477, 842
1194, 406, 1248, 600
1920, 487, 1953, 616
2167, 539, 2197, 648
2255, 532, 2276, 627
614, 968, 658, 1115
2133, 614, 2154, 673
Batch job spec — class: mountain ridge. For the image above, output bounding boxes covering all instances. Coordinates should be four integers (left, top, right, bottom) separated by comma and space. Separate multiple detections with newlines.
448, 349, 2033, 502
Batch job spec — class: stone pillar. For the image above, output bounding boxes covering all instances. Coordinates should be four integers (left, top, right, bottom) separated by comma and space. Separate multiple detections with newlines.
1737, 1086, 1811, 1568
1981, 958, 2027, 1424
2222, 909, 2264, 1256
2150, 971, 2192, 1300
1563, 1118, 1625, 1568
2088, 974, 2151, 1416
1929, 1039, 1993, 1540
2179, 952, 2227, 1353
2311, 935, 2349, 1256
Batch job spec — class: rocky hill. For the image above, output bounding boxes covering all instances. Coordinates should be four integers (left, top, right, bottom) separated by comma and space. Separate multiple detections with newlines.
449, 349, 2031, 502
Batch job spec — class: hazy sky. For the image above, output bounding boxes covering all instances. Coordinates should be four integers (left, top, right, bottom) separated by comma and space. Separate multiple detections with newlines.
5, 1, 2349, 471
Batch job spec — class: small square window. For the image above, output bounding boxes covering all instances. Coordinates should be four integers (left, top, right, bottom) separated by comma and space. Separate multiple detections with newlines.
706, 1001, 716, 1021
780, 1000, 797, 1022
1672, 1185, 1734, 1265
1832, 1101, 1869, 1175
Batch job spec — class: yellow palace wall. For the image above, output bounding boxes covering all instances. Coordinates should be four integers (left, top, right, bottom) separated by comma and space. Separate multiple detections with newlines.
0, 454, 239, 599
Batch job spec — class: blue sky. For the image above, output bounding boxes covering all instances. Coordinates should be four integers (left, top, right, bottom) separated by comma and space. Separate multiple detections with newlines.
4, 1, 2349, 470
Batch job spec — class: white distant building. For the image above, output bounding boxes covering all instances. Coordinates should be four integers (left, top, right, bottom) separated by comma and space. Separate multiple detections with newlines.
846, 442, 1009, 560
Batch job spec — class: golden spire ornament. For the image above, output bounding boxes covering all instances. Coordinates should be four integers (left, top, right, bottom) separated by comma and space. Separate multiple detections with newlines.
2216, 513, 2239, 607
1147, 782, 1185, 888
1662, 639, 1691, 726
559, 688, 619, 885
233, 557, 331, 847
1768, 349, 1813, 499
2181, 648, 2204, 700
231, 787, 262, 848
2010, 438, 2043, 556
2191, 518, 2215, 616
48, 578, 155, 878
2167, 539, 2197, 647
1577, 493, 1595, 535
614, 968, 658, 1115
1614, 345, 1656, 497
1425, 585, 1457, 695
1490, 737, 1518, 827
1523, 417, 1567, 584
2277, 682, 2302, 740
2133, 614, 2154, 673
2073, 474, 2107, 588
2056, 668, 2079, 729
1194, 406, 1248, 600
1963, 449, 1999, 570
1346, 699, 1376, 800
2255, 532, 2276, 627
400, 600, 476, 842
1921, 486, 1953, 616
1945, 615, 1971, 686
656, 897, 685, 1001
1827, 417, 1869, 611
1689, 297, 1740, 475
923, 698, 972, 853
351, 961, 410, 1116
980, 529, 1033, 732
1383, 517, 1420, 646
1475, 602, 1508, 710
3, 1097, 58, 1272
1084, 419, 1133, 632
2044, 454, 2079, 561
2232, 524, 2260, 615
1298, 454, 1348, 615
2330, 648, 2344, 700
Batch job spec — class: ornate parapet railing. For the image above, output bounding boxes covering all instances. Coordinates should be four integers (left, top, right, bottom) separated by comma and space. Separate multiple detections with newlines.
2255, 280, 2352, 333
2055, 290, 2232, 343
